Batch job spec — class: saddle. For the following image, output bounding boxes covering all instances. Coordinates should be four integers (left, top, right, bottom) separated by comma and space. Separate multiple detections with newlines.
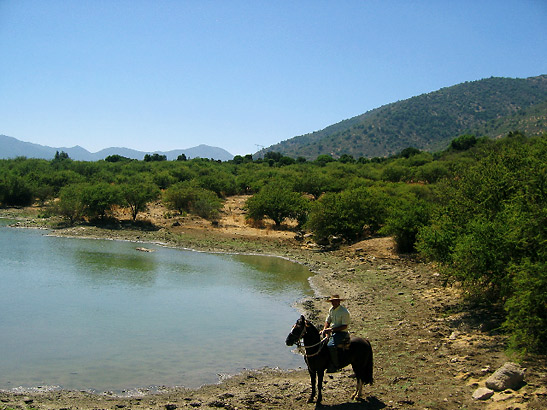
336, 331, 351, 350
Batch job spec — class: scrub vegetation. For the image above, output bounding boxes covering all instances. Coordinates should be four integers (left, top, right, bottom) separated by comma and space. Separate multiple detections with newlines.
1, 132, 546, 355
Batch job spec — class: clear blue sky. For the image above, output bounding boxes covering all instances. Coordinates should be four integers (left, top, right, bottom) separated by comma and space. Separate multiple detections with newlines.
1, 1, 546, 156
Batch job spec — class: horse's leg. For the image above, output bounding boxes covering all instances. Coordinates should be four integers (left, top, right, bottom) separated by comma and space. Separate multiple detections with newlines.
308, 369, 316, 403
351, 379, 363, 400
317, 369, 324, 404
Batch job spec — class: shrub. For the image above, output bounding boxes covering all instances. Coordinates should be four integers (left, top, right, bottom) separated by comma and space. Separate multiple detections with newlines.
306, 186, 389, 243
244, 183, 309, 227
416, 134, 547, 351
163, 181, 222, 220
163, 181, 200, 214
450, 134, 477, 151
120, 180, 160, 221
53, 184, 86, 224
504, 260, 547, 353
0, 173, 34, 206
192, 189, 223, 220
81, 182, 122, 220
381, 195, 431, 253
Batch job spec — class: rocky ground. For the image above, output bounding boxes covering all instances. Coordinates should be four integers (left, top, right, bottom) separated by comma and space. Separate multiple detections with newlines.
1, 197, 546, 410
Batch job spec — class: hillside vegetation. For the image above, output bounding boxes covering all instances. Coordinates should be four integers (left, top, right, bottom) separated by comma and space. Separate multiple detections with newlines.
263, 75, 547, 159
1, 131, 546, 353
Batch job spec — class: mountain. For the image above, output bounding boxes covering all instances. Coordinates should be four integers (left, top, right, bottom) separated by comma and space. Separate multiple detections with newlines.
0, 135, 234, 161
261, 75, 547, 159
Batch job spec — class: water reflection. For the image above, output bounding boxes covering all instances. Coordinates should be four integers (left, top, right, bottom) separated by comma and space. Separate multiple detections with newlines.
72, 248, 159, 286
231, 254, 313, 298
0, 227, 312, 391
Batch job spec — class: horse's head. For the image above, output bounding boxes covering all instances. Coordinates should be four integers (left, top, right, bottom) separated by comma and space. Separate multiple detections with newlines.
285, 315, 307, 346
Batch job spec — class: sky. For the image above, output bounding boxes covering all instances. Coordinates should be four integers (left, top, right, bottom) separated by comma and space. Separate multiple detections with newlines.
1, 1, 546, 157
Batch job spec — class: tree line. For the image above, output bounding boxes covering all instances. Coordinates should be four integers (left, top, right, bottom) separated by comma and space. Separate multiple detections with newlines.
1, 132, 545, 352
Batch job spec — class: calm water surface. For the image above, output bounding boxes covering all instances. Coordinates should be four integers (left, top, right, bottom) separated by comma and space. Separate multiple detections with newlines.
0, 221, 313, 392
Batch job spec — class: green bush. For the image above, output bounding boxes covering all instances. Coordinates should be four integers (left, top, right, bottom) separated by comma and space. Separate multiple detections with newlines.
244, 183, 309, 227
120, 180, 160, 221
381, 195, 431, 253
0, 173, 34, 206
306, 186, 389, 243
192, 189, 223, 220
504, 260, 547, 353
79, 182, 122, 220
163, 181, 222, 220
416, 135, 547, 351
163, 181, 199, 214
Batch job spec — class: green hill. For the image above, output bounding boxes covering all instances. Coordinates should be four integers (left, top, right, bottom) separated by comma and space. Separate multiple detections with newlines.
263, 75, 547, 159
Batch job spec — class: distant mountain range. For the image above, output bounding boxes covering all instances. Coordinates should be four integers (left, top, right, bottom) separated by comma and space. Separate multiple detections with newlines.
260, 75, 547, 159
0, 135, 234, 161
3, 75, 546, 162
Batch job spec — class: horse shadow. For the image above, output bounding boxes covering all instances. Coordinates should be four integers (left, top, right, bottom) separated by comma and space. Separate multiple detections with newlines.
315, 395, 386, 410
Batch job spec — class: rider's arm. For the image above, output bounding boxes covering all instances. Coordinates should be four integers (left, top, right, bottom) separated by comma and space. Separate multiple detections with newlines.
330, 324, 348, 332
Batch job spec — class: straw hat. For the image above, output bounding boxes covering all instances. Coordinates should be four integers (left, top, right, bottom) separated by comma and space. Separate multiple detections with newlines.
326, 294, 345, 302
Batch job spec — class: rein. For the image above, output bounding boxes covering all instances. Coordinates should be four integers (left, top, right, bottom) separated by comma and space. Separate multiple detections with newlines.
295, 322, 329, 358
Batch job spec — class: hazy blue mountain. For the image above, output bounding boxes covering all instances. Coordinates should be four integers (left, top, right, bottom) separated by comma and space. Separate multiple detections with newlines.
0, 135, 234, 161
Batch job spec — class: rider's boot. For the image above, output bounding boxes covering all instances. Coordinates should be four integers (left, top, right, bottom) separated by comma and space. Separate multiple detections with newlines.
327, 346, 339, 373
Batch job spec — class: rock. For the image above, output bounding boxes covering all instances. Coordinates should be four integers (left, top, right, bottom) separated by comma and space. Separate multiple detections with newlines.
485, 362, 525, 391
472, 387, 494, 400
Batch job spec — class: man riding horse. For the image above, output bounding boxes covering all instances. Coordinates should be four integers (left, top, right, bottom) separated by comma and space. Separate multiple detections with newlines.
321, 294, 350, 373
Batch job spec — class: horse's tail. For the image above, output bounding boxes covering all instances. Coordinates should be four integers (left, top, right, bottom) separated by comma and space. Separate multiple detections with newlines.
353, 339, 373, 385
364, 344, 373, 385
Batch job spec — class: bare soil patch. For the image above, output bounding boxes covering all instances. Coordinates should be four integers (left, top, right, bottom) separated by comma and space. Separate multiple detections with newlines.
1, 198, 546, 409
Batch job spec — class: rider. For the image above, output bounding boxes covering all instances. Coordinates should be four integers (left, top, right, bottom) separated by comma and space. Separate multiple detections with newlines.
321, 294, 350, 373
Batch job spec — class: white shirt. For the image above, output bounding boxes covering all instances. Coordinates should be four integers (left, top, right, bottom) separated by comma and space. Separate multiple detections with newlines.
326, 305, 350, 330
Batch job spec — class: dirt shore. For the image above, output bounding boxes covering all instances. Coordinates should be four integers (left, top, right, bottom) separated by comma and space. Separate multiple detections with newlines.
1, 200, 546, 410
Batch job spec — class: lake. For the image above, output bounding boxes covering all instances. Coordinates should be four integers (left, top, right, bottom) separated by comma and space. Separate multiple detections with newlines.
0, 220, 313, 392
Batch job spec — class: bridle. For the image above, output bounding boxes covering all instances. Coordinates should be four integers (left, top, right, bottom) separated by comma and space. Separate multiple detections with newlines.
291, 321, 329, 358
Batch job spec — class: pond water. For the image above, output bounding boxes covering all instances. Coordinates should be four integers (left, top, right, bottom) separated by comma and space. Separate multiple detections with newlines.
0, 220, 313, 392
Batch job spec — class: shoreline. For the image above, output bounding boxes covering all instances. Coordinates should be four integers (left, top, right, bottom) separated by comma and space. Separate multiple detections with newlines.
1, 217, 327, 396
1, 208, 546, 409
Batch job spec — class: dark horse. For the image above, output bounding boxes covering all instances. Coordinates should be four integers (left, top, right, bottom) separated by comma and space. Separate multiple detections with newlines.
286, 315, 373, 404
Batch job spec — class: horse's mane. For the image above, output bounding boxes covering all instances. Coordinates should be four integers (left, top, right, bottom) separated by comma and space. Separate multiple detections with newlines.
304, 318, 321, 339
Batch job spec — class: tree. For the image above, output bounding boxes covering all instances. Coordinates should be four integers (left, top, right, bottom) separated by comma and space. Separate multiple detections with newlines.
398, 147, 421, 158
381, 195, 431, 253
338, 154, 355, 164
416, 135, 547, 351
315, 154, 334, 166
191, 189, 223, 220
0, 173, 34, 206
120, 180, 160, 221
163, 181, 222, 220
53, 184, 86, 224
177, 153, 187, 161
264, 151, 283, 162
163, 181, 198, 214
105, 154, 131, 162
293, 170, 335, 199
53, 150, 70, 161
306, 186, 388, 243
244, 183, 309, 227
144, 153, 167, 162
80, 182, 122, 220
450, 134, 477, 151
